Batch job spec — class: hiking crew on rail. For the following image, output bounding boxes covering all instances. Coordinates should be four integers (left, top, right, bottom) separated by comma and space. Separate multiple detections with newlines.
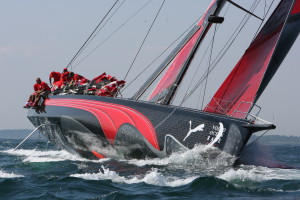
23, 69, 126, 109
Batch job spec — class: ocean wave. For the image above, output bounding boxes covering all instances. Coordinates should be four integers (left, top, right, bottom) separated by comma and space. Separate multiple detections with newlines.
219, 165, 300, 182
70, 166, 197, 187
0, 170, 24, 178
124, 144, 236, 175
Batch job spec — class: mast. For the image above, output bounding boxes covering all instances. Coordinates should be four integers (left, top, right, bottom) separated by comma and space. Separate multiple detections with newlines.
133, 0, 227, 103
162, 21, 214, 105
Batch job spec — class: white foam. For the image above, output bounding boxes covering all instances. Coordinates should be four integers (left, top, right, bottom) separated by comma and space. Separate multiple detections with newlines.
2, 149, 109, 163
126, 145, 236, 173
71, 166, 197, 187
219, 165, 300, 182
76, 163, 89, 170
0, 170, 24, 178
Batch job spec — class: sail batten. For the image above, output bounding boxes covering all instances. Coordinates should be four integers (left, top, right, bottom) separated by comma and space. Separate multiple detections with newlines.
204, 0, 300, 119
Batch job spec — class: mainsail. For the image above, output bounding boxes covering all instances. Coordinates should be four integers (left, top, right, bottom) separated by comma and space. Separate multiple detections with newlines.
133, 0, 226, 104
204, 0, 300, 119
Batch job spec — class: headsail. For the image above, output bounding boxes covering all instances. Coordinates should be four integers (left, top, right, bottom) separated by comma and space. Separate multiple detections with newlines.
204, 0, 300, 119
133, 0, 226, 104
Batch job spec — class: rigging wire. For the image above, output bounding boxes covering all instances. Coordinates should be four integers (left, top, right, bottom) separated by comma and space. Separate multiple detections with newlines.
74, 0, 152, 68
66, 0, 120, 70
121, 16, 202, 92
251, 0, 276, 42
201, 24, 217, 110
82, 1, 126, 49
179, 26, 222, 107
264, 0, 267, 17
180, 0, 261, 105
179, 4, 231, 107
243, 130, 270, 150
180, 4, 231, 100
123, 0, 166, 80
181, 0, 275, 115
210, 0, 267, 108
71, 0, 127, 70
197, 83, 205, 109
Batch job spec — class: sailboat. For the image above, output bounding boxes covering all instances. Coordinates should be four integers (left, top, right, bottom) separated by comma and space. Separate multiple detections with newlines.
26, 0, 300, 160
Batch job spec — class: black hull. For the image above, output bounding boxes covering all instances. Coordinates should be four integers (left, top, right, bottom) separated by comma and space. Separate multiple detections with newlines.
27, 95, 255, 159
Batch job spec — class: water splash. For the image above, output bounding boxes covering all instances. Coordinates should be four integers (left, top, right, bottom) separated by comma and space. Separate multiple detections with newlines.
126, 144, 236, 174
2, 149, 110, 163
71, 166, 197, 187
68, 144, 237, 187
219, 165, 300, 182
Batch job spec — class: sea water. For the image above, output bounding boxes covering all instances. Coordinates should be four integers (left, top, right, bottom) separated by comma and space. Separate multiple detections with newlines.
0, 139, 300, 200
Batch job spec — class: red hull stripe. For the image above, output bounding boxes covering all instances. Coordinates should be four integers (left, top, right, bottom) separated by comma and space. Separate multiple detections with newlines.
46, 98, 160, 150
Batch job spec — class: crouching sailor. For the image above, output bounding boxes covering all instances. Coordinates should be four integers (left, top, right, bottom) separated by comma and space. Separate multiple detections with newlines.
49, 71, 63, 94
96, 80, 126, 97
23, 77, 51, 108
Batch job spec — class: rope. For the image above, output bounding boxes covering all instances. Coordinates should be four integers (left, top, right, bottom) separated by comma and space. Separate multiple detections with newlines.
201, 24, 217, 109
123, 0, 166, 80
179, 4, 231, 106
71, 0, 127, 71
121, 16, 201, 92
14, 124, 46, 151
74, 0, 152, 68
180, 1, 260, 105
66, 0, 120, 70
251, 0, 275, 42
181, 0, 274, 104
243, 130, 270, 150
154, 107, 177, 130
197, 83, 205, 109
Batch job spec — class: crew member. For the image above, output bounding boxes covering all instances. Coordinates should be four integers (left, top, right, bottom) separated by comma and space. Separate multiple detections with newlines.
107, 75, 117, 82
49, 71, 61, 86
96, 80, 125, 97
69, 72, 88, 86
60, 68, 70, 84
92, 72, 108, 84
32, 77, 51, 108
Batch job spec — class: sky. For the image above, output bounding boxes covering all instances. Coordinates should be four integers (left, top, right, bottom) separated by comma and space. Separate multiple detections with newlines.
0, 0, 299, 136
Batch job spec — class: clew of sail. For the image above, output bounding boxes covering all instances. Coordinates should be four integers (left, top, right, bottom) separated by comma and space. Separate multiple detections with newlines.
204, 0, 300, 119
133, 0, 226, 104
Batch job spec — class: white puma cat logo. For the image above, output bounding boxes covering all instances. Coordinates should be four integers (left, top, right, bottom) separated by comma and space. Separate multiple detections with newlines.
183, 121, 204, 141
